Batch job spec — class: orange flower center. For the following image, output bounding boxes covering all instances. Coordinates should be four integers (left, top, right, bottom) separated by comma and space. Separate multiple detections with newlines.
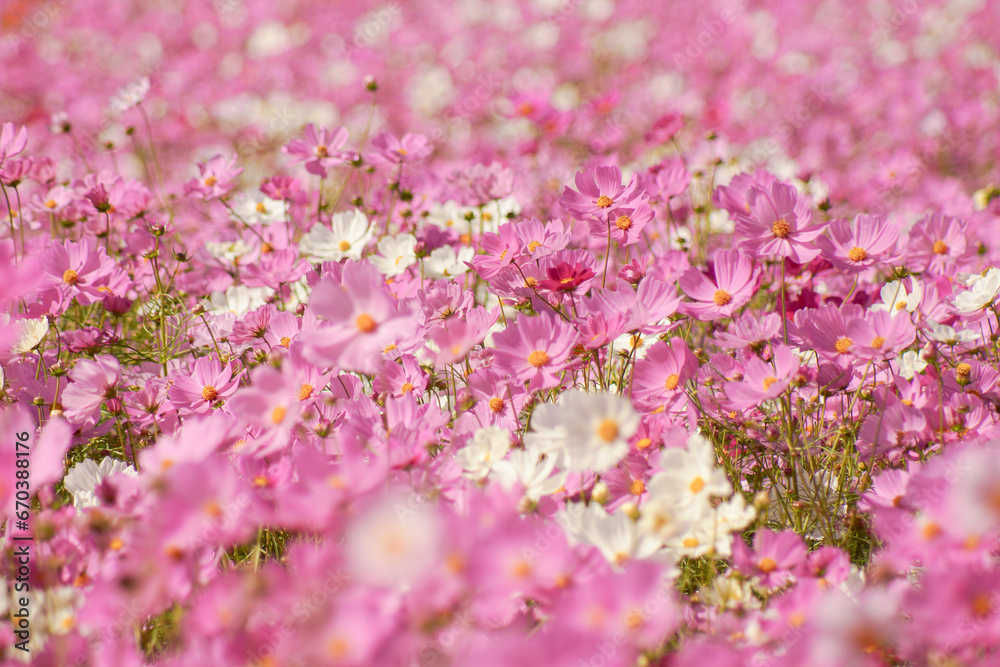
299, 383, 314, 400
615, 215, 632, 230
596, 195, 613, 208
202, 385, 218, 401
758, 557, 778, 573
762, 376, 779, 391
315, 145, 329, 158
203, 176, 217, 187
63, 269, 79, 285
279, 336, 291, 347
528, 240, 542, 252
630, 479, 646, 496
401, 382, 414, 394
957, 363, 972, 377
528, 350, 549, 367
771, 218, 791, 238
835, 337, 852, 354
270, 406, 286, 424
355, 313, 377, 333
596, 418, 619, 442
488, 396, 504, 412
871, 336, 885, 350
338, 240, 351, 252
848, 246, 868, 262
713, 289, 732, 306
932, 240, 948, 255
664, 373, 680, 390
45, 199, 57, 209
689, 476, 705, 493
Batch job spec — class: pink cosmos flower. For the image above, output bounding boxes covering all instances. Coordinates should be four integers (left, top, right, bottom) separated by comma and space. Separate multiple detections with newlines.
726, 345, 801, 409
589, 199, 655, 247
168, 355, 243, 416
284, 124, 353, 178
905, 213, 975, 274
536, 250, 597, 294
733, 180, 825, 263
844, 309, 916, 361
0, 122, 27, 167
490, 312, 577, 392
715, 312, 782, 353
38, 238, 129, 311
368, 131, 432, 166
631, 337, 699, 412
560, 165, 639, 221
300, 261, 416, 375
816, 214, 899, 272
679, 249, 760, 320
471, 222, 520, 280
183, 153, 242, 200
733, 528, 807, 590
227, 364, 302, 457
61, 355, 122, 428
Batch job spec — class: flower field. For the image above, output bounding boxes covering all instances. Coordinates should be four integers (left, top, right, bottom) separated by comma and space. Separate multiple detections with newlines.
2, 0, 1000, 665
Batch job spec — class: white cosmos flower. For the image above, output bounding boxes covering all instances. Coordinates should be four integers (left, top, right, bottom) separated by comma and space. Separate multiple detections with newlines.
423, 245, 473, 279
108, 76, 150, 114
526, 390, 638, 473
647, 433, 732, 507
204, 239, 254, 264
896, 350, 928, 380
370, 234, 417, 277
229, 191, 287, 226
491, 448, 566, 504
299, 210, 373, 262
455, 426, 510, 480
572, 503, 662, 567
954, 267, 1000, 313
425, 200, 469, 232
926, 321, 980, 345
9, 316, 49, 354
870, 279, 922, 315
205, 285, 272, 316
63, 457, 138, 508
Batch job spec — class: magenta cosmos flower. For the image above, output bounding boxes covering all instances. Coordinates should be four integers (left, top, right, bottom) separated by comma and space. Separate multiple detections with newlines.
490, 312, 577, 392
679, 249, 760, 320
589, 199, 655, 247
284, 123, 353, 178
368, 131, 433, 166
183, 153, 242, 200
560, 165, 639, 221
630, 337, 699, 412
816, 214, 899, 273
168, 355, 242, 416
61, 355, 122, 428
725, 344, 801, 410
733, 181, 825, 263
300, 261, 416, 375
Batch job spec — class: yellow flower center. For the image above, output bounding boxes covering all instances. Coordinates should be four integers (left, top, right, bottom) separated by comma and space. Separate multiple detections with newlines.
596, 418, 619, 442
202, 385, 218, 401
270, 406, 287, 424
664, 373, 680, 391
528, 240, 542, 252
63, 269, 79, 285
338, 240, 351, 252
682, 537, 700, 548
203, 176, 217, 187
835, 337, 852, 354
401, 382, 414, 394
630, 479, 646, 496
615, 215, 633, 231
957, 362, 972, 377
299, 383, 314, 400
355, 313, 377, 333
848, 246, 868, 262
528, 350, 549, 367
384, 343, 397, 353
762, 376, 779, 391
45, 199, 57, 209
109, 537, 124, 551
871, 336, 885, 349
488, 396, 504, 412
596, 195, 613, 208
525, 276, 538, 288
636, 438, 652, 450
932, 240, 948, 255
315, 145, 329, 158
713, 289, 732, 306
327, 637, 348, 658
689, 476, 705, 493
255, 202, 267, 213
758, 556, 778, 573
279, 336, 291, 347
771, 218, 791, 238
